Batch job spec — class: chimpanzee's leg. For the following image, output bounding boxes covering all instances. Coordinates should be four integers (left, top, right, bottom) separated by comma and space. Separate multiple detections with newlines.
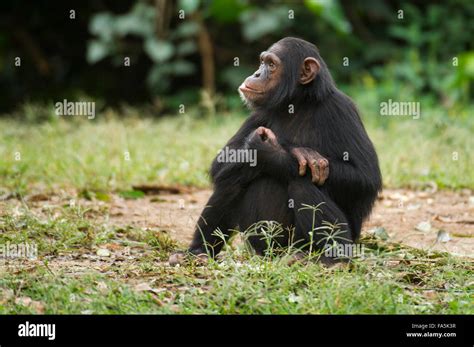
188, 187, 239, 257
237, 177, 294, 254
190, 177, 293, 257
288, 178, 354, 260
188, 176, 354, 261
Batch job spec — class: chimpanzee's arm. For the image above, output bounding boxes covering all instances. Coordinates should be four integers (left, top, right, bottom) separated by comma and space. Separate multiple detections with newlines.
209, 115, 260, 185
210, 117, 300, 187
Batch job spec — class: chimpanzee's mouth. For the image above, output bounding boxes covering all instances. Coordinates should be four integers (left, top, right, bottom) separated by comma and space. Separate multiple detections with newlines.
239, 83, 263, 94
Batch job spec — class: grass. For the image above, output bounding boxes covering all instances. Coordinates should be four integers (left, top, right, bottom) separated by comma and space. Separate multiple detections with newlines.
0, 95, 473, 195
0, 109, 242, 192
0, 201, 473, 314
0, 94, 473, 314
2, 260, 472, 314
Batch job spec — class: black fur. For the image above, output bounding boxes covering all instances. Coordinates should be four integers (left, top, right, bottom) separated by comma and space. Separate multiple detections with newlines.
188, 37, 382, 257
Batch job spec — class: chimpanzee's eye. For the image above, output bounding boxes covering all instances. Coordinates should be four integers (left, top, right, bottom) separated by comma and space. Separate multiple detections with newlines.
269, 62, 275, 69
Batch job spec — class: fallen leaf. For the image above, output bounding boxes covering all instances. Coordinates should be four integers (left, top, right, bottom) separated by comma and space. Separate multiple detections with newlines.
96, 281, 108, 293
437, 230, 451, 243
132, 184, 187, 195
387, 192, 410, 202
96, 248, 111, 257
423, 290, 437, 299
469, 196, 474, 207
31, 301, 45, 314
416, 221, 431, 233
434, 215, 453, 223
369, 227, 389, 240
288, 293, 303, 303
103, 243, 122, 251
407, 204, 421, 210
0, 288, 14, 304
150, 294, 164, 306
134, 283, 152, 292
15, 296, 45, 313
27, 193, 50, 202
15, 296, 32, 306
422, 181, 438, 193
386, 260, 400, 267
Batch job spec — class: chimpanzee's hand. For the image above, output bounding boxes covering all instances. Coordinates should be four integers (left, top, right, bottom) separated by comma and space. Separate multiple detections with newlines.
290, 147, 329, 185
247, 126, 281, 150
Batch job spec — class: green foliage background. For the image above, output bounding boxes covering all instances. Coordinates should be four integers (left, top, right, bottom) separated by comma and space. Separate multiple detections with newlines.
0, 0, 473, 112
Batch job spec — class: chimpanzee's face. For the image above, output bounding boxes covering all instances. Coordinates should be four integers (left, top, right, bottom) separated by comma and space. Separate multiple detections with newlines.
238, 44, 284, 107
238, 41, 320, 109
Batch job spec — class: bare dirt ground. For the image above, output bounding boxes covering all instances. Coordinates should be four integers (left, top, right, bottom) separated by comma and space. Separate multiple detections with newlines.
107, 188, 473, 256
2, 188, 474, 257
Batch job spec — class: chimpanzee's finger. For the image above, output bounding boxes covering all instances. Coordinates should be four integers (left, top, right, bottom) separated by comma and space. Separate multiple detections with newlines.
313, 158, 326, 183
292, 150, 307, 176
264, 128, 276, 140
263, 128, 278, 146
310, 160, 320, 184
256, 127, 268, 140
318, 158, 328, 169
256, 126, 266, 135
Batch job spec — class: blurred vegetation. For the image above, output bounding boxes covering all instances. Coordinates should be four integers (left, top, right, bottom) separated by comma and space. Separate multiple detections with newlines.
1, 0, 473, 190
0, 93, 473, 193
0, 0, 473, 114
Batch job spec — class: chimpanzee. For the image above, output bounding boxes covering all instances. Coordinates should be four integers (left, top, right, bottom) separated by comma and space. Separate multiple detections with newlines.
170, 37, 382, 264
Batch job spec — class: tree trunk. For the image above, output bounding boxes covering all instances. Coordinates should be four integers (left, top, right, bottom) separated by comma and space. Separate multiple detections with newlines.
197, 19, 215, 95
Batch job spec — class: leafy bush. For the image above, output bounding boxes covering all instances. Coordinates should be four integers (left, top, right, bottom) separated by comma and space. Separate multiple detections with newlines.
87, 1, 198, 94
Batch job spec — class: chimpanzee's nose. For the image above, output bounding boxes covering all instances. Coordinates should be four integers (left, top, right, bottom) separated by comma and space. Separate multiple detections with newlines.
254, 71, 261, 78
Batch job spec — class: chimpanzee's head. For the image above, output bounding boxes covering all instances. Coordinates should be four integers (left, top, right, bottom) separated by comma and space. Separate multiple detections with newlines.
238, 37, 335, 110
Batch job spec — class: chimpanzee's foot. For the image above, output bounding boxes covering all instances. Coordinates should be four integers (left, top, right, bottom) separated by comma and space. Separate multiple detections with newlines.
319, 254, 350, 267
168, 251, 186, 266
168, 250, 210, 267
285, 252, 307, 266
192, 253, 209, 265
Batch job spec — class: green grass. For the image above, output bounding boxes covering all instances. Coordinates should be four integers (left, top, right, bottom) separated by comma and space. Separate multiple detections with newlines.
1, 246, 473, 314
0, 110, 243, 193
2, 259, 472, 314
0, 204, 472, 314
0, 96, 473, 194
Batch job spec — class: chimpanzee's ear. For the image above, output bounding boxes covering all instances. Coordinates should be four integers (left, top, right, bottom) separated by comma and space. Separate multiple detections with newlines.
299, 57, 320, 84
